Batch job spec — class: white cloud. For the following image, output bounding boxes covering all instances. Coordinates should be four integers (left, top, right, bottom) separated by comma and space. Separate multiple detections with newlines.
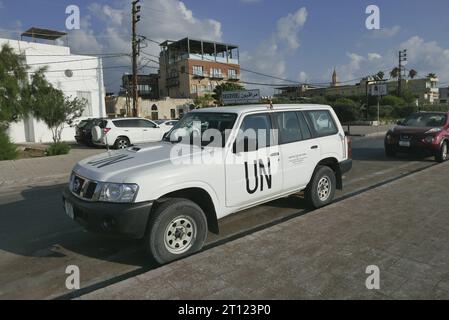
368, 53, 382, 61
298, 71, 308, 83
67, 0, 224, 92
399, 36, 449, 83
240, 7, 308, 95
367, 25, 401, 39
276, 7, 308, 50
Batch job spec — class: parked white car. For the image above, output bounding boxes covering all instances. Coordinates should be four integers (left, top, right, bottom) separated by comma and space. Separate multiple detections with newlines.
155, 120, 178, 130
63, 104, 352, 264
91, 117, 170, 149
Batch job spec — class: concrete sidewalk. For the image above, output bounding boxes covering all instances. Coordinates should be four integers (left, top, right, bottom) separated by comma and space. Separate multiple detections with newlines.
0, 146, 103, 188
82, 161, 449, 300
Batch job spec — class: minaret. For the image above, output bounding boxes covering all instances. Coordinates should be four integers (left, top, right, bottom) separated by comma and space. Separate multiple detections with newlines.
331, 68, 339, 87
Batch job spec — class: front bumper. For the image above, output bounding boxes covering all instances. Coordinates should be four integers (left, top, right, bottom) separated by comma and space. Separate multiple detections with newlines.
385, 138, 440, 155
62, 187, 153, 239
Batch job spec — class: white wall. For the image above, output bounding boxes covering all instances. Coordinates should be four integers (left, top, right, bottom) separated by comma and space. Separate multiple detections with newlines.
0, 38, 106, 143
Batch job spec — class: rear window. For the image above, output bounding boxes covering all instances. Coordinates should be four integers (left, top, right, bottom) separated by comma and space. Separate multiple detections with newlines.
304, 110, 338, 137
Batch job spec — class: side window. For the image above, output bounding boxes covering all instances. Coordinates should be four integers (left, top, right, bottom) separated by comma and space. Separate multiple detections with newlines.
274, 112, 302, 145
113, 120, 136, 128
138, 120, 156, 128
296, 112, 312, 140
305, 110, 338, 137
235, 113, 272, 151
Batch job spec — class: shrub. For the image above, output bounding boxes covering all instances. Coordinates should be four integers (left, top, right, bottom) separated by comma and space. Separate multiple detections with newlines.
0, 129, 18, 160
46, 142, 71, 156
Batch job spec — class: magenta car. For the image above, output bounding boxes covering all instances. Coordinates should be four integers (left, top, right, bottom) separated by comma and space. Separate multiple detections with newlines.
385, 112, 449, 162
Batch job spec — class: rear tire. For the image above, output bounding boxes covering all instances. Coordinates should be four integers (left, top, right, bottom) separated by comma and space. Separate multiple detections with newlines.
436, 141, 448, 163
114, 137, 130, 149
144, 198, 208, 265
305, 166, 336, 209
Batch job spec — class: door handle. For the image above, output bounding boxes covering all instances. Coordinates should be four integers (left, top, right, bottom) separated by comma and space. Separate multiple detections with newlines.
311, 145, 319, 149
270, 152, 280, 157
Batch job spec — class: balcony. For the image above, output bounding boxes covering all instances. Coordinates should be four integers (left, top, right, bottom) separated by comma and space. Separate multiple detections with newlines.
192, 71, 208, 79
210, 72, 224, 80
227, 74, 240, 81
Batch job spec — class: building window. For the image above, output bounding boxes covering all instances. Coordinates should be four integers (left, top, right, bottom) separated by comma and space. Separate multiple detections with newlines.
170, 109, 176, 119
210, 68, 222, 78
76, 91, 92, 117
228, 69, 237, 79
191, 85, 197, 94
193, 65, 203, 76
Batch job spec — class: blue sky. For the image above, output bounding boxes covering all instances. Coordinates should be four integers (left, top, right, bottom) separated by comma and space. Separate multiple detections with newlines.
1, 0, 449, 93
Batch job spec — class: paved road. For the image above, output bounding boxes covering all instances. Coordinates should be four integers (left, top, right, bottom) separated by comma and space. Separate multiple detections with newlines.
0, 136, 437, 299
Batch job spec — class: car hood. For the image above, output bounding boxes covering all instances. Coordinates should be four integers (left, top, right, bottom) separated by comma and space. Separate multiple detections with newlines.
73, 142, 203, 182
391, 126, 438, 135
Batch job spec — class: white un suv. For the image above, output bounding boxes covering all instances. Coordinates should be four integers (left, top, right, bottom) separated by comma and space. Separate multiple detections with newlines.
91, 117, 170, 149
63, 104, 352, 264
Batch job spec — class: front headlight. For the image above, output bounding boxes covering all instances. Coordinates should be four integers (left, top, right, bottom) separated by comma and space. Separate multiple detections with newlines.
99, 183, 139, 203
424, 136, 435, 144
425, 128, 442, 134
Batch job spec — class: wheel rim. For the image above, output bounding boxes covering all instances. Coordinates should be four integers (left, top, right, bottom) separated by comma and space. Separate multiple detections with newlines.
442, 143, 448, 160
317, 176, 331, 202
118, 140, 128, 149
164, 215, 197, 255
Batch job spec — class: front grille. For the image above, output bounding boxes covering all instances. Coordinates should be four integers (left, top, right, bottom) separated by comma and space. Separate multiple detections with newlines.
70, 173, 99, 201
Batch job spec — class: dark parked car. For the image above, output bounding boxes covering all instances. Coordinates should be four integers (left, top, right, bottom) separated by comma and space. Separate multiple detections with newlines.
384, 112, 449, 162
75, 118, 105, 146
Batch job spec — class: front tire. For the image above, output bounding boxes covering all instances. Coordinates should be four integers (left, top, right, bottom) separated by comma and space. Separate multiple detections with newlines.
305, 166, 336, 209
436, 141, 448, 163
144, 198, 208, 265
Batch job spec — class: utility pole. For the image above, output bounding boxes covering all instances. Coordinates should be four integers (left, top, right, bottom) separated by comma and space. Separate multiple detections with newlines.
398, 49, 407, 96
132, 0, 141, 117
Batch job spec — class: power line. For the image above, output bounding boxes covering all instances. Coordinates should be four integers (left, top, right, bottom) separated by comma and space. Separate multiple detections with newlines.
25, 54, 130, 66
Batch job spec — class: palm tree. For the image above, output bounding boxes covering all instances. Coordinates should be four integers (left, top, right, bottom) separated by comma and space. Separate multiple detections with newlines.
390, 67, 400, 79
427, 73, 437, 79
408, 69, 418, 79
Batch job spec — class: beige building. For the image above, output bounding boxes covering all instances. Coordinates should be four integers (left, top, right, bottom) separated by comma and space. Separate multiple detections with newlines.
158, 38, 241, 99
107, 96, 194, 120
276, 69, 440, 105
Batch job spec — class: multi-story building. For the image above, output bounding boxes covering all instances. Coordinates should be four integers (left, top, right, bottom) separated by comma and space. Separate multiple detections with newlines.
158, 37, 240, 99
439, 87, 449, 104
120, 73, 159, 100
1, 28, 106, 143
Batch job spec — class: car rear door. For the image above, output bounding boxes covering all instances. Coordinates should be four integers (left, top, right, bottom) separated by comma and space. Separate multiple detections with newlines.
113, 119, 144, 143
273, 111, 321, 192
304, 110, 343, 160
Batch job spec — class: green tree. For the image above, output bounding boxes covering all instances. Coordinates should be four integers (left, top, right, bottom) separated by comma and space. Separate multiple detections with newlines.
380, 95, 406, 107
408, 69, 418, 79
0, 44, 29, 126
194, 93, 215, 108
390, 67, 400, 79
28, 69, 86, 143
212, 82, 245, 102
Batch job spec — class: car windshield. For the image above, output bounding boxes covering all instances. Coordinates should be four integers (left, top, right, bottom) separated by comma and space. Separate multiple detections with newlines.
163, 112, 237, 147
77, 120, 89, 128
402, 113, 447, 127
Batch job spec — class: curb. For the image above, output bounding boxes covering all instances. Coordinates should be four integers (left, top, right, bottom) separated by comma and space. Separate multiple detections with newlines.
0, 173, 69, 190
